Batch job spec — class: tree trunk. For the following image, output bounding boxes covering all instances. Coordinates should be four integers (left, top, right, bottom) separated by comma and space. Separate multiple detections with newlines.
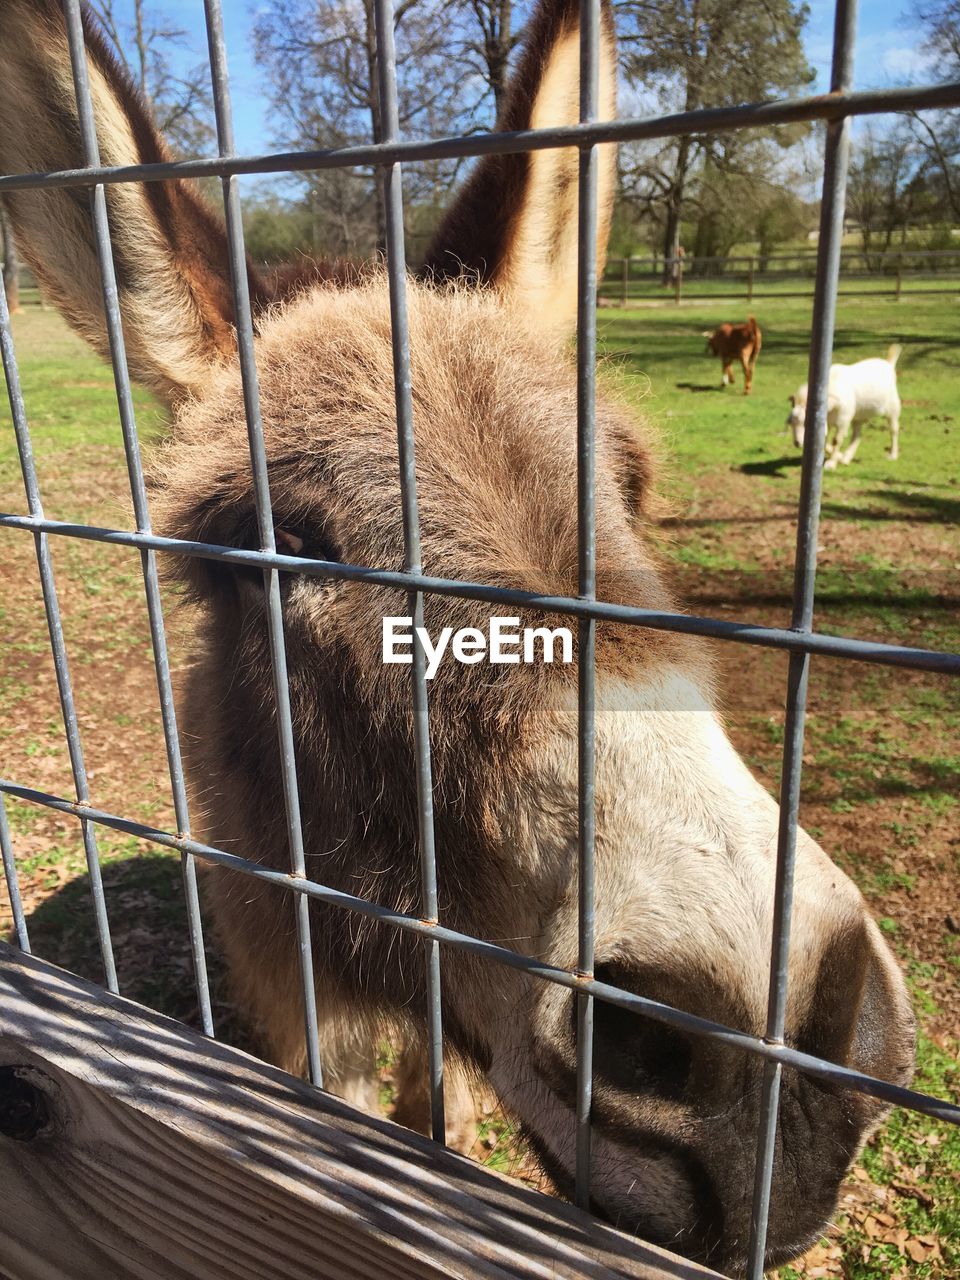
485, 0, 513, 120
363, 0, 389, 253
133, 0, 149, 96
660, 135, 691, 285
660, 200, 680, 286
1, 204, 20, 313
659, 0, 705, 285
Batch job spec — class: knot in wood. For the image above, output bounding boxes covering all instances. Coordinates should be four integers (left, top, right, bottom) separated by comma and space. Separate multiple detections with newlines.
0, 1065, 52, 1141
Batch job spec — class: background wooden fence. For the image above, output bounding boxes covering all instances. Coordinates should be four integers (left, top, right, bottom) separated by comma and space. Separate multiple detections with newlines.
601, 248, 960, 305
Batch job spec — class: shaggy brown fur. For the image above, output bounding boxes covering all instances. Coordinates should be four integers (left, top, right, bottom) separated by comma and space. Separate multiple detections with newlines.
153, 277, 695, 1061
0, 1, 915, 1274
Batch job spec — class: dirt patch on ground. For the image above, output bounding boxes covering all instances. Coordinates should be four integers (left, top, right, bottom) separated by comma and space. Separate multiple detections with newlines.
709, 626, 960, 1041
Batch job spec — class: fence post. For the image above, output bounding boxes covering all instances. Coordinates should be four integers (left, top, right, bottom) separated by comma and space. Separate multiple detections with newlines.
895, 254, 902, 301
621, 256, 628, 307
747, 257, 755, 303
675, 256, 683, 305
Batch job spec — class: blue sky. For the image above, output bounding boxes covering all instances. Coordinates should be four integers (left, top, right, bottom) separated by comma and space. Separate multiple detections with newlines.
121, 1, 937, 157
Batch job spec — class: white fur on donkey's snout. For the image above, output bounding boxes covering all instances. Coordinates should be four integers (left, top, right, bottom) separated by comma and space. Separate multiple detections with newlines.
484, 668, 879, 1254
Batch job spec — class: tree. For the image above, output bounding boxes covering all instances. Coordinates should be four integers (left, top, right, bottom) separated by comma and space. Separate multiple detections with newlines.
0, 202, 20, 313
89, 0, 214, 156
253, 0, 536, 259
847, 127, 924, 264
753, 187, 810, 265
911, 0, 960, 70
242, 194, 317, 265
688, 162, 755, 263
616, 0, 814, 280
457, 0, 527, 118
254, 0, 482, 257
906, 1, 960, 220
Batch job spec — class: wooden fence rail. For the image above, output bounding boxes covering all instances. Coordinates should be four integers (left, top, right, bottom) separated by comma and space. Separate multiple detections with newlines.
603, 249, 960, 306
0, 944, 721, 1280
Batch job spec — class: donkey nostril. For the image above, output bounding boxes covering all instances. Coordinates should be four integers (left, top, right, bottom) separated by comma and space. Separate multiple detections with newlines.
588, 963, 694, 1099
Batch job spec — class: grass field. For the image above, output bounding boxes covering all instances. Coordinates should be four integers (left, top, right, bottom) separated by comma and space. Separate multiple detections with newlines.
598, 291, 960, 1278
1, 290, 959, 1278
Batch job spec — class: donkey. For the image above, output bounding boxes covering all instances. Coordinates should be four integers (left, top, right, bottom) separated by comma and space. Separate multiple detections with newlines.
0, 0, 915, 1272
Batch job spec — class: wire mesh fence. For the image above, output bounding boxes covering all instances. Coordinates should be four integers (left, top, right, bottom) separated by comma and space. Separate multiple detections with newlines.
0, 1, 959, 1277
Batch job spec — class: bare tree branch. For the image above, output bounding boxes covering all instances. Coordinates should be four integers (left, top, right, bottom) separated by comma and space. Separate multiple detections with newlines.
88, 0, 214, 157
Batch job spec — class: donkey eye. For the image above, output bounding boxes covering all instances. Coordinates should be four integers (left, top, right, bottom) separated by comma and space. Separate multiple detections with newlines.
218, 517, 344, 601
589, 964, 694, 1099
275, 528, 305, 555
274, 523, 342, 566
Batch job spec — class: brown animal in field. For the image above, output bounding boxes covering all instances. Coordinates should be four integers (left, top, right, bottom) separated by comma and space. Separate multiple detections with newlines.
704, 316, 763, 393
0, 0, 915, 1273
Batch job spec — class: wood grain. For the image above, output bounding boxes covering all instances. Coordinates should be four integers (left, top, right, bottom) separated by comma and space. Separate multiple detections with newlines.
0, 944, 722, 1280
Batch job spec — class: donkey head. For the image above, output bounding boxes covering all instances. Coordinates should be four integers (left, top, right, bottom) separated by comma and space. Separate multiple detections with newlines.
0, 0, 914, 1272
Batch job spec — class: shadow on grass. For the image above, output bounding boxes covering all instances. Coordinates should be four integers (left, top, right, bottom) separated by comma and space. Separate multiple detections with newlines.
815, 488, 960, 525
739, 455, 802, 477
674, 381, 723, 393
663, 510, 795, 528
868, 488, 960, 524
674, 564, 960, 630
683, 585, 960, 614
15, 849, 255, 1053
802, 756, 960, 808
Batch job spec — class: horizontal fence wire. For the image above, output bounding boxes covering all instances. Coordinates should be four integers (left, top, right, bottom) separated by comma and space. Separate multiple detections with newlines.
0, 84, 959, 196
0, 3, 958, 1278
1, 514, 957, 675
2, 775, 960, 1131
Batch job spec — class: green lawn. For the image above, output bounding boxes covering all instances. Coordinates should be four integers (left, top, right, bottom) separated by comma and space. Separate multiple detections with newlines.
1, 294, 958, 1280
599, 291, 960, 1280
0, 305, 162, 523
598, 290, 960, 487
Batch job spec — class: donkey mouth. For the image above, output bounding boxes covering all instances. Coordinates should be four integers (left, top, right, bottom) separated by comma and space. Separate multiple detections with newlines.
588, 1164, 834, 1277
680, 1229, 826, 1279
519, 1108, 836, 1273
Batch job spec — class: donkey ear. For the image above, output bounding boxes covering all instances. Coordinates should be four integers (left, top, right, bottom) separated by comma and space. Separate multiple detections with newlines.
0, 0, 257, 406
418, 0, 617, 338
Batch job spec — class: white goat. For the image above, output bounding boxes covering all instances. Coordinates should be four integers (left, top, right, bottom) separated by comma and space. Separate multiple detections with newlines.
787, 345, 902, 468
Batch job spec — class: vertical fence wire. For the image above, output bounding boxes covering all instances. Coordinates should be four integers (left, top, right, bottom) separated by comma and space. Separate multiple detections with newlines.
745, 2, 859, 1274
0, 792, 29, 952
373, 0, 446, 1145
0, 232, 117, 992
201, 0, 324, 1087
574, 0, 601, 1211
59, 0, 214, 1036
